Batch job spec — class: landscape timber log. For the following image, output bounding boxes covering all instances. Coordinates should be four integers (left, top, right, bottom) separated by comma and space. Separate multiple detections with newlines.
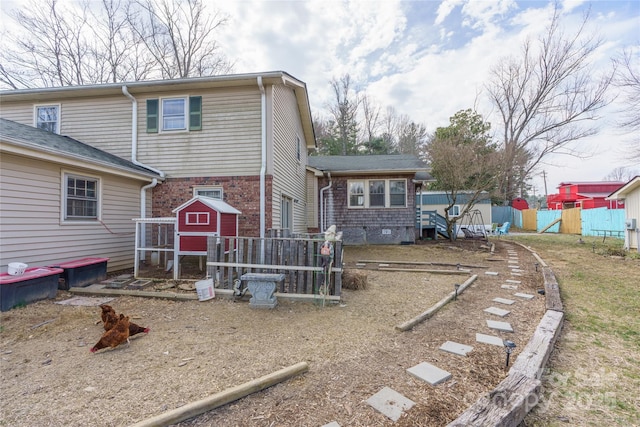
379, 267, 469, 275
447, 373, 541, 426
357, 259, 487, 269
509, 310, 564, 379
395, 275, 477, 332
128, 362, 309, 427
541, 267, 563, 312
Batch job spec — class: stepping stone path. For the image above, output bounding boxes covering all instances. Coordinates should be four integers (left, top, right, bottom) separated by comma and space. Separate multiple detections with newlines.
407, 362, 452, 385
439, 341, 474, 356
514, 292, 535, 300
476, 333, 505, 346
366, 387, 415, 422
361, 245, 539, 425
484, 306, 511, 317
487, 319, 514, 332
321, 422, 341, 427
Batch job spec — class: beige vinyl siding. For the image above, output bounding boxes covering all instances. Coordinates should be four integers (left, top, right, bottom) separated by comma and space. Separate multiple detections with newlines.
626, 189, 639, 250
137, 87, 262, 177
271, 84, 308, 233
0, 153, 143, 272
0, 97, 134, 160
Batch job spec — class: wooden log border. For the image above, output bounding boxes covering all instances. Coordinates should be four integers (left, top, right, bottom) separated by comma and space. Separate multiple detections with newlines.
128, 362, 309, 427
446, 241, 565, 426
395, 274, 478, 332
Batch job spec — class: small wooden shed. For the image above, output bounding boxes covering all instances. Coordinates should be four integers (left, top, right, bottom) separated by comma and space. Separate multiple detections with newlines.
172, 196, 241, 278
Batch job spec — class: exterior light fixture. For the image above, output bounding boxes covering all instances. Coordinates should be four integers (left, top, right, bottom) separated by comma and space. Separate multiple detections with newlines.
503, 340, 516, 367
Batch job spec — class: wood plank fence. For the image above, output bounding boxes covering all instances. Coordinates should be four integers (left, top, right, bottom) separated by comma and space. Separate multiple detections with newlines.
206, 236, 343, 297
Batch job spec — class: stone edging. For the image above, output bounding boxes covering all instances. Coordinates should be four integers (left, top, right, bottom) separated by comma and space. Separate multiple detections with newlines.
446, 241, 564, 426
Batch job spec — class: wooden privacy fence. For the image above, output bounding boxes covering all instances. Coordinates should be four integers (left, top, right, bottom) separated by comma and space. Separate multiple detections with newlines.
206, 236, 343, 297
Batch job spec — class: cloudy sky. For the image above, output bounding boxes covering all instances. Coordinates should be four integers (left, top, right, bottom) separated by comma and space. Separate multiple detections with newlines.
212, 0, 639, 196
1, 0, 638, 196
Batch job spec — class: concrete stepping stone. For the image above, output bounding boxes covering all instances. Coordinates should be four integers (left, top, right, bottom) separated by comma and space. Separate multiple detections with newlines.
407, 362, 452, 386
510, 272, 522, 276
366, 387, 415, 422
501, 284, 518, 290
439, 340, 473, 356
487, 319, 514, 332
476, 333, 505, 346
515, 292, 535, 300
511, 269, 524, 273
484, 306, 511, 317
493, 297, 515, 305
508, 260, 519, 264
485, 271, 499, 276
321, 422, 341, 427
355, 263, 366, 267
506, 279, 521, 284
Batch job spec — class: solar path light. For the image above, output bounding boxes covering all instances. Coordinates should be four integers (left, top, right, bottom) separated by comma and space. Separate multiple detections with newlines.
503, 340, 516, 367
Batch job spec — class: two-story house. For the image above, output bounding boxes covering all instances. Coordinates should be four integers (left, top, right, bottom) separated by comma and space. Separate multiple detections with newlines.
0, 72, 315, 272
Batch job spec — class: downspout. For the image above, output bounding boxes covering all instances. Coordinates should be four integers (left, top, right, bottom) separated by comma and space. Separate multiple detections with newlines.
319, 173, 332, 233
258, 77, 267, 259
122, 85, 167, 274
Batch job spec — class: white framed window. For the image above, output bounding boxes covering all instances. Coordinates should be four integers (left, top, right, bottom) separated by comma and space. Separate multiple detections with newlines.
448, 205, 461, 217
63, 172, 100, 221
35, 104, 60, 134
186, 212, 210, 225
348, 179, 407, 208
281, 195, 293, 230
349, 181, 365, 208
389, 180, 406, 207
194, 186, 223, 200
369, 180, 385, 207
296, 135, 301, 161
162, 97, 187, 131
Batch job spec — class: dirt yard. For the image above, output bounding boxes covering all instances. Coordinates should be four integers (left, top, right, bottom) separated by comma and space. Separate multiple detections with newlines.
0, 239, 546, 426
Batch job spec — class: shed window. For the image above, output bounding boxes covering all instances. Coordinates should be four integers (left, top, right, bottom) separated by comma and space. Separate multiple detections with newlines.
64, 173, 99, 221
35, 104, 60, 134
186, 212, 210, 225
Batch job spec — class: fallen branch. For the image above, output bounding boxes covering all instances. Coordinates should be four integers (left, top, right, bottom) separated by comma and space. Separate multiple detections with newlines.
30, 319, 55, 329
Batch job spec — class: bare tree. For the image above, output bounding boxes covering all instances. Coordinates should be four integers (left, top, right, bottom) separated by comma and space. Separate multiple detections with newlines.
327, 74, 360, 155
1, 0, 90, 87
126, 0, 232, 79
487, 4, 612, 203
396, 114, 428, 157
425, 109, 500, 239
603, 166, 640, 182
360, 94, 381, 150
0, 0, 232, 89
612, 47, 640, 163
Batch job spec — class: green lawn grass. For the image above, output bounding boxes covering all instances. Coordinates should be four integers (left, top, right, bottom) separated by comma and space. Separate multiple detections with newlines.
508, 234, 639, 427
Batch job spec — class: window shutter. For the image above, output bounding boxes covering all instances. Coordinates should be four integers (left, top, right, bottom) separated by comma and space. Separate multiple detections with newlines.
146, 99, 158, 133
189, 96, 202, 131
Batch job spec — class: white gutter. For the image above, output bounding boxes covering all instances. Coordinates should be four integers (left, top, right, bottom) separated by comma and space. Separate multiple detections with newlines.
319, 172, 332, 233
121, 86, 166, 180
258, 77, 266, 241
